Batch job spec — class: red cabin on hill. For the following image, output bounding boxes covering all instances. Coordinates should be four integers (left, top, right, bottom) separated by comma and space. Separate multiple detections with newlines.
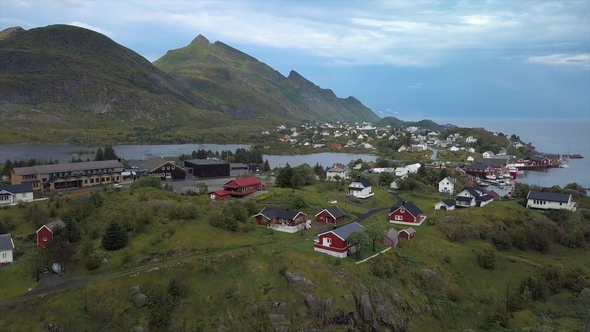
399, 227, 416, 240
36, 219, 66, 247
314, 222, 365, 258
222, 177, 263, 197
389, 201, 427, 226
315, 206, 346, 224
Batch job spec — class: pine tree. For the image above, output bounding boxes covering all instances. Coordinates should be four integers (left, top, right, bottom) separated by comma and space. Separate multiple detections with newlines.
95, 148, 105, 161
103, 145, 118, 160
101, 221, 128, 251
263, 159, 271, 172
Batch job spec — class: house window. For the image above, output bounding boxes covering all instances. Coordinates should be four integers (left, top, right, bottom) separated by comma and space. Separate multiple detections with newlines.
395, 215, 403, 221
326, 238, 332, 245
43, 237, 47, 241
167, 166, 170, 170
22, 193, 27, 197
162, 167, 165, 170
1, 253, 6, 258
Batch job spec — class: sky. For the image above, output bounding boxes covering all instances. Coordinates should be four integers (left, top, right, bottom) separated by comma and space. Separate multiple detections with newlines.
1, 0, 589, 121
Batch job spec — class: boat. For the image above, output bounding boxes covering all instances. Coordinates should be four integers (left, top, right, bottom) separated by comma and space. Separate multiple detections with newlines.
486, 174, 497, 180
559, 163, 569, 168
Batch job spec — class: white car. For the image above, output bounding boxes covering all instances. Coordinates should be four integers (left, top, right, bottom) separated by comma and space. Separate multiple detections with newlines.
113, 183, 123, 188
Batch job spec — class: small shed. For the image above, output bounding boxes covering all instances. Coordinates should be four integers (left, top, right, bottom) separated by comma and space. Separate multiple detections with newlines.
380, 228, 400, 248
399, 227, 416, 240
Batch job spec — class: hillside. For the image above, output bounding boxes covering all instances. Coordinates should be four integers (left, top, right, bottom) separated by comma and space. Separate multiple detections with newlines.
153, 35, 379, 122
0, 177, 588, 331
374, 116, 454, 132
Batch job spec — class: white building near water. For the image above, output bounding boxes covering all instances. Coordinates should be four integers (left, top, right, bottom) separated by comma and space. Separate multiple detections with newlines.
526, 191, 578, 212
0, 233, 15, 264
0, 184, 34, 206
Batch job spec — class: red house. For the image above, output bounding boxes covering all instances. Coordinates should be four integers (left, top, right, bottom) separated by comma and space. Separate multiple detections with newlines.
209, 190, 232, 201
330, 143, 342, 149
314, 222, 365, 258
464, 163, 494, 176
222, 177, 263, 197
389, 201, 427, 226
36, 219, 66, 247
315, 206, 346, 224
530, 155, 550, 165
253, 208, 308, 233
399, 227, 416, 240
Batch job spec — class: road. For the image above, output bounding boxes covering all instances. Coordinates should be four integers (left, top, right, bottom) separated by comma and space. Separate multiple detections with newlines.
0, 192, 399, 304
428, 147, 439, 161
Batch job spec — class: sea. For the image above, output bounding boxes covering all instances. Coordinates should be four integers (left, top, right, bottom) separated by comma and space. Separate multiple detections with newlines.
437, 118, 590, 191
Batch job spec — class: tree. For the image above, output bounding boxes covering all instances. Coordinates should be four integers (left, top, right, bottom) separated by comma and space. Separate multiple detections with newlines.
23, 247, 47, 282
418, 162, 427, 177
347, 231, 370, 259
275, 163, 294, 188
291, 195, 308, 209
131, 176, 161, 189
263, 159, 271, 172
47, 239, 74, 271
101, 221, 128, 251
332, 174, 342, 189
103, 145, 119, 160
228, 201, 249, 223
94, 148, 104, 161
378, 172, 393, 187
477, 244, 496, 270
365, 223, 387, 251
148, 289, 175, 329
438, 168, 449, 181
196, 182, 208, 195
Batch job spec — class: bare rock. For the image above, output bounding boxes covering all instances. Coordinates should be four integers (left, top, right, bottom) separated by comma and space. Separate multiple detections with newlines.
132, 293, 148, 308
129, 285, 141, 295
370, 290, 407, 332
343, 294, 355, 304
420, 269, 448, 298
379, 281, 407, 310
298, 324, 318, 332
356, 285, 377, 328
250, 303, 261, 316
161, 218, 169, 224
285, 271, 314, 289
579, 288, 590, 300
268, 314, 286, 322
226, 308, 234, 322
217, 322, 227, 332
304, 294, 333, 316
129, 325, 146, 332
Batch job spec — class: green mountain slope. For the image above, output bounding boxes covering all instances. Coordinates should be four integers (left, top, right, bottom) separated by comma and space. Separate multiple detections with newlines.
154, 35, 379, 122
374, 116, 455, 131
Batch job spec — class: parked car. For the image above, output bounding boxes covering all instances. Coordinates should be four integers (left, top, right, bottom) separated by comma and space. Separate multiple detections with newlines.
113, 183, 123, 188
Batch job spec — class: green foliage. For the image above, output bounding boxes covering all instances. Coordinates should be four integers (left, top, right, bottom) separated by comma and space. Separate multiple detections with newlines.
208, 208, 238, 232
94, 148, 104, 161
477, 244, 496, 270
347, 231, 370, 259
563, 266, 590, 293
85, 252, 102, 271
290, 195, 308, 209
101, 221, 128, 251
275, 163, 294, 188
538, 265, 565, 294
23, 247, 47, 282
148, 289, 175, 329
131, 176, 162, 189
369, 255, 395, 278
365, 223, 387, 251
196, 182, 208, 195
519, 276, 550, 302
378, 172, 393, 187
491, 233, 512, 251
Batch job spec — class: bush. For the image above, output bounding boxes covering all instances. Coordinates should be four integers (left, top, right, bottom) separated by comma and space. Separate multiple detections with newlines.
370, 256, 395, 279
132, 177, 162, 189
477, 245, 496, 270
491, 233, 512, 251
510, 228, 529, 250
85, 252, 102, 271
564, 266, 590, 293
519, 276, 550, 302
148, 289, 175, 329
538, 265, 565, 295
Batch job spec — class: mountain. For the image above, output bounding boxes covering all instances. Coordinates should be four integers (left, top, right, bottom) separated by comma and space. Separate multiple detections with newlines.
153, 35, 379, 122
374, 116, 455, 131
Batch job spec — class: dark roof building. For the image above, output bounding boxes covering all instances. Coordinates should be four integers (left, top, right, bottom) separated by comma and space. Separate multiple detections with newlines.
0, 233, 15, 252
332, 222, 365, 241
441, 199, 456, 207
256, 208, 302, 220
390, 201, 423, 216
526, 191, 571, 203
0, 184, 33, 194
351, 177, 372, 187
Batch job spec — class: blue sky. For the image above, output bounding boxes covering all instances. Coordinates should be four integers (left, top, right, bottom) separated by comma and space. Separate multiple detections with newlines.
1, 0, 589, 121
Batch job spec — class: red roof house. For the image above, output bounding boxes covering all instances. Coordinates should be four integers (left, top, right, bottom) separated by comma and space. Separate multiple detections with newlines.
399, 227, 416, 240
315, 206, 346, 224
388, 201, 427, 226
330, 143, 343, 149
314, 222, 365, 258
36, 219, 66, 247
209, 190, 232, 201
222, 177, 263, 197
253, 208, 308, 233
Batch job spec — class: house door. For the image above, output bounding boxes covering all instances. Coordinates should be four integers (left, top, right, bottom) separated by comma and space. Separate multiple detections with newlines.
322, 238, 331, 246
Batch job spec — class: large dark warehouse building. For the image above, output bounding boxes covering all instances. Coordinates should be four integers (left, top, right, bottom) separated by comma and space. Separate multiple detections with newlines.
182, 159, 230, 178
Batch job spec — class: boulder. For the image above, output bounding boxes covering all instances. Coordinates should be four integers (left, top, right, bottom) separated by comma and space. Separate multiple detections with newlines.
579, 288, 590, 300
129, 325, 146, 332
420, 269, 448, 298
132, 293, 148, 308
379, 281, 407, 310
356, 285, 377, 328
304, 294, 333, 316
268, 314, 286, 323
370, 290, 407, 332
161, 218, 169, 224
129, 285, 141, 295
285, 271, 314, 289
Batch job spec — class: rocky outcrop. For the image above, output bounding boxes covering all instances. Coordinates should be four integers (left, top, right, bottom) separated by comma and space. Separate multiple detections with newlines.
304, 294, 333, 316
370, 291, 407, 332
132, 293, 148, 308
356, 285, 377, 329
284, 271, 315, 290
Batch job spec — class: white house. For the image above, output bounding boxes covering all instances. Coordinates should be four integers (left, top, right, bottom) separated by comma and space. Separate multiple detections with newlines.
456, 188, 494, 208
0, 233, 15, 264
466, 156, 474, 162
449, 146, 460, 152
526, 191, 578, 211
326, 167, 350, 181
348, 177, 374, 198
434, 199, 456, 210
0, 184, 34, 206
465, 136, 477, 143
397, 145, 408, 152
438, 177, 456, 195
394, 167, 408, 177
467, 147, 476, 153
482, 151, 495, 158
405, 163, 421, 174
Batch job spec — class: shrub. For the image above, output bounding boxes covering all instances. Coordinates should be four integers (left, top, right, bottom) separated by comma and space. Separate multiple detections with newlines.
477, 245, 496, 270
132, 177, 162, 189
370, 256, 395, 279
564, 266, 590, 293
538, 265, 565, 295
519, 276, 550, 302
491, 233, 512, 251
148, 289, 175, 329
528, 228, 552, 253
101, 221, 128, 251
510, 228, 529, 250
85, 252, 102, 271
278, 266, 287, 276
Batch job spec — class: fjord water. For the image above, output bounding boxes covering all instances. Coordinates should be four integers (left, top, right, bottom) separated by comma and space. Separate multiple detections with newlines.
0, 118, 588, 189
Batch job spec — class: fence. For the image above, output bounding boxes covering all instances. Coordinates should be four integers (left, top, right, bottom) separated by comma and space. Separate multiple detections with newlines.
355, 247, 391, 264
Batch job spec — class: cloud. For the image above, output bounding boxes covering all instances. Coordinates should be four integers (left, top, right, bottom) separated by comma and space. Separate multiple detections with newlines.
383, 108, 399, 115
527, 53, 590, 70
68, 21, 114, 38
409, 83, 423, 88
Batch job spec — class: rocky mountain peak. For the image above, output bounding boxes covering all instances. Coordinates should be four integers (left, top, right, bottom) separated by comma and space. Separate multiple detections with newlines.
190, 34, 210, 46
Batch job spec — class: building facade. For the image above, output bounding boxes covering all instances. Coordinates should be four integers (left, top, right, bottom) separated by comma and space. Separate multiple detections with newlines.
183, 159, 230, 178
0, 184, 34, 206
11, 160, 125, 192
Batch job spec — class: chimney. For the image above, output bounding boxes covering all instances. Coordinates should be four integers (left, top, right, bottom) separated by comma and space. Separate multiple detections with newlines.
402, 201, 405, 206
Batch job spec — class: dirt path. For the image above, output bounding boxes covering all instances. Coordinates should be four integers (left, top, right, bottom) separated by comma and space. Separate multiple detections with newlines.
503, 255, 544, 268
